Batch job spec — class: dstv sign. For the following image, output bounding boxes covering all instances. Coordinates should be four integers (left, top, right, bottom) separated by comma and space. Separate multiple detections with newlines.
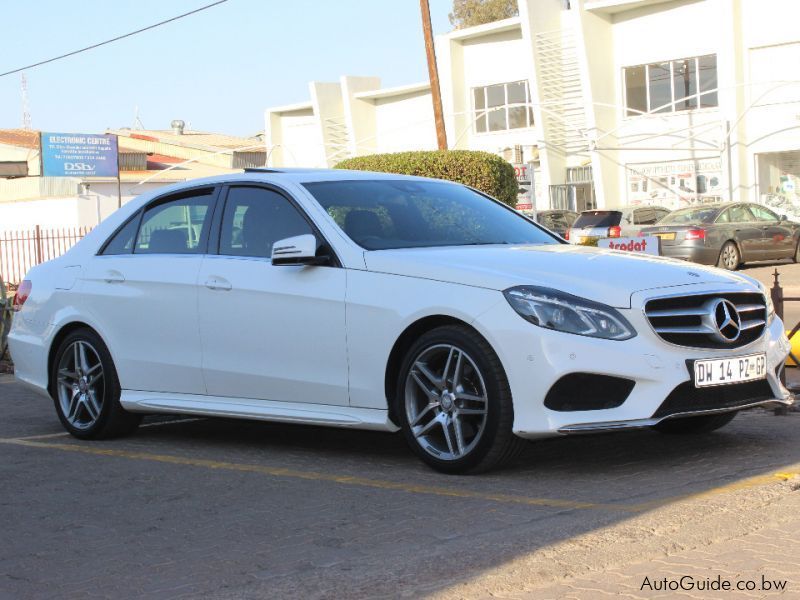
41, 132, 119, 177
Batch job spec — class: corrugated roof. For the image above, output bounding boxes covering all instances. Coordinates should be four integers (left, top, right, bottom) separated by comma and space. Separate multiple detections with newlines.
0, 129, 39, 149
0, 128, 144, 154
109, 129, 266, 153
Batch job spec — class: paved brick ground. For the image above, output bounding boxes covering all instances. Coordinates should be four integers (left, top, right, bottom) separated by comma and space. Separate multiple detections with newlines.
1, 376, 799, 599
511, 492, 800, 599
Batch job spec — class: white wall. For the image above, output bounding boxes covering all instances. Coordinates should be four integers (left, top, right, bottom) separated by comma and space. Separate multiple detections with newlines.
374, 91, 437, 153
458, 28, 538, 153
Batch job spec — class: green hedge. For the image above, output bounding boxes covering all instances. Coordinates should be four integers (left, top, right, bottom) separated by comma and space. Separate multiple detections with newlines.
335, 150, 518, 207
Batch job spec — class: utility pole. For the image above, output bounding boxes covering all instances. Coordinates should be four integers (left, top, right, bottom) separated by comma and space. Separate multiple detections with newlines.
20, 73, 32, 130
420, 0, 448, 150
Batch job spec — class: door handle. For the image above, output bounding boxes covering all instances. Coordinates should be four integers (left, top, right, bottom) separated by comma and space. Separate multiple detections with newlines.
103, 270, 125, 284
204, 277, 232, 291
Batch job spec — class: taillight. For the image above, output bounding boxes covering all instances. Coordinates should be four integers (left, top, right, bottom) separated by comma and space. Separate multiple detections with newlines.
685, 229, 706, 241
12, 279, 31, 311
564, 230, 570, 240
608, 226, 622, 238
637, 231, 646, 237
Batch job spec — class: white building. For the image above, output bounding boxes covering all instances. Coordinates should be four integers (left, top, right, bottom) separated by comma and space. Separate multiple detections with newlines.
265, 0, 800, 216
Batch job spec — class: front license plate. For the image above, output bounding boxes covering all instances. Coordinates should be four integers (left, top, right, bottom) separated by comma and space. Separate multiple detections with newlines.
693, 353, 767, 387
653, 232, 676, 240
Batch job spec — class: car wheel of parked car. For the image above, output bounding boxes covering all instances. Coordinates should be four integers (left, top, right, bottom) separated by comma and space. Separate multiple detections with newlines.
794, 241, 800, 263
396, 325, 526, 474
718, 241, 741, 270
653, 411, 737, 434
51, 328, 141, 439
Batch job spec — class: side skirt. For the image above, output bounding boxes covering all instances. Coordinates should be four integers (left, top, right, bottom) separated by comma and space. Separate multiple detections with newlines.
120, 391, 400, 432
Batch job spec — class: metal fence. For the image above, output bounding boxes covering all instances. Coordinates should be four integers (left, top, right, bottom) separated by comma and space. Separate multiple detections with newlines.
0, 226, 92, 289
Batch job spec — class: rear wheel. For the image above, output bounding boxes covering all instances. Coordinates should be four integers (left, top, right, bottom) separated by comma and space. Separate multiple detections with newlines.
793, 240, 800, 263
718, 241, 740, 270
395, 325, 525, 474
654, 411, 737, 434
51, 328, 141, 439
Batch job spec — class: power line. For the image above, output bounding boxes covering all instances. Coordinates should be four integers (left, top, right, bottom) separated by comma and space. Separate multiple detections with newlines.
0, 0, 230, 79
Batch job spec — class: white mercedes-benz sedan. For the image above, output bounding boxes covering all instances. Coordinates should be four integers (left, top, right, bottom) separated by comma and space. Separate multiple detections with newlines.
8, 169, 794, 473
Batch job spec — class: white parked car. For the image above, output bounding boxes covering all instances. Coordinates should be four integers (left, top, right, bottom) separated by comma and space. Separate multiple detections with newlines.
9, 170, 793, 473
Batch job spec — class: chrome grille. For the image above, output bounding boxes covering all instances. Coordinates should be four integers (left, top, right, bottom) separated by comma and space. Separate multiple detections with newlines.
644, 292, 767, 349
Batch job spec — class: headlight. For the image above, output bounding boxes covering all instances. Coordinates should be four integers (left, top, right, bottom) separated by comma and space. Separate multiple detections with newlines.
504, 286, 636, 340
758, 282, 775, 323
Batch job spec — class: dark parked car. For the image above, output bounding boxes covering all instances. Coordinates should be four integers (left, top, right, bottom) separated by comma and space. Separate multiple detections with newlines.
535, 209, 578, 237
639, 202, 800, 270
566, 206, 671, 242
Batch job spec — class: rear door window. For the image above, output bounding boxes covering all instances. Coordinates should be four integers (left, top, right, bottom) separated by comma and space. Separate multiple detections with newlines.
134, 189, 215, 254
101, 214, 141, 255
573, 211, 622, 229
728, 205, 756, 223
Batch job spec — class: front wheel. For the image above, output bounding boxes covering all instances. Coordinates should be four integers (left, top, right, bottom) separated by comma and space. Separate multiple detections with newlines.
395, 325, 525, 474
653, 411, 737, 434
51, 328, 141, 439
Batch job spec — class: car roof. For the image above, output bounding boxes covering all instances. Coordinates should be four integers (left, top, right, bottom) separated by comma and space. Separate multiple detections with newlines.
152, 168, 457, 190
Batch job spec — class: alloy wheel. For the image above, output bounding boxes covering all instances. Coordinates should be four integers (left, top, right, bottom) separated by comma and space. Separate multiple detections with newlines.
722, 244, 738, 269
404, 344, 489, 461
56, 340, 105, 430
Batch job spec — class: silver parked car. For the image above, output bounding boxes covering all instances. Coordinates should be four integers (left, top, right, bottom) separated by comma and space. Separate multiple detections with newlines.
566, 206, 671, 243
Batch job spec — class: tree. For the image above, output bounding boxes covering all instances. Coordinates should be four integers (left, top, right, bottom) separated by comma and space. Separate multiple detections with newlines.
449, 0, 518, 29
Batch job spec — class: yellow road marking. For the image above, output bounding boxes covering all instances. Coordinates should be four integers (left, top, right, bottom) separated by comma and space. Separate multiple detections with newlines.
1, 436, 797, 513
0, 437, 638, 512
631, 470, 800, 511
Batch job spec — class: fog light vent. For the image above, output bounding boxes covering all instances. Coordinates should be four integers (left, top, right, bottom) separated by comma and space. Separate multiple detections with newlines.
544, 373, 635, 412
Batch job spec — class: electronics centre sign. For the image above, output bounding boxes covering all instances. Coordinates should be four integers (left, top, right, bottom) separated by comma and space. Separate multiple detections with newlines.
40, 132, 119, 177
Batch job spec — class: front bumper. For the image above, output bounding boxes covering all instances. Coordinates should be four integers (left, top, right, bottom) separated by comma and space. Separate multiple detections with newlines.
473, 283, 793, 439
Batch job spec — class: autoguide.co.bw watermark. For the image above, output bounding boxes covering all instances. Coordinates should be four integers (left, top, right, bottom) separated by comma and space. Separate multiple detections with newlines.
641, 574, 787, 593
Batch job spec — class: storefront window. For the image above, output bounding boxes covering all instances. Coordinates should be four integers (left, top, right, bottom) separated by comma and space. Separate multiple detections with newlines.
624, 54, 718, 116
624, 66, 647, 116
472, 80, 534, 133
648, 62, 672, 113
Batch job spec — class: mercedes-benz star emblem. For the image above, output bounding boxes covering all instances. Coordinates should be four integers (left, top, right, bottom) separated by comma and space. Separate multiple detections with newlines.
710, 298, 741, 343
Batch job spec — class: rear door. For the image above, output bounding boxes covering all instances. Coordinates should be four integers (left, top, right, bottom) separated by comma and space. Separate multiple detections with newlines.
80, 186, 218, 394
197, 183, 349, 405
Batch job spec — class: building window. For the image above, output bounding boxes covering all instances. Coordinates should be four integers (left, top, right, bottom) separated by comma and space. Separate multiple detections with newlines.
624, 54, 718, 116
473, 80, 534, 133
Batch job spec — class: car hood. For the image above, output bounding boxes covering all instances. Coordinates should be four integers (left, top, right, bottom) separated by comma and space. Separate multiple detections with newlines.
363, 244, 757, 307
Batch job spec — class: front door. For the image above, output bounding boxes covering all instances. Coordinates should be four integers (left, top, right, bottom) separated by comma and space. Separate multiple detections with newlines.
725, 205, 764, 261
197, 184, 349, 405
749, 204, 795, 259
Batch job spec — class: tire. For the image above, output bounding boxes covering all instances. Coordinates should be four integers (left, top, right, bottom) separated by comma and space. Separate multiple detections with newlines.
653, 411, 737, 434
717, 241, 740, 270
50, 328, 141, 439
394, 324, 526, 474
793, 240, 800, 263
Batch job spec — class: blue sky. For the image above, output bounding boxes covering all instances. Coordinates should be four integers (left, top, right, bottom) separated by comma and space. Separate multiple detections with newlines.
0, 0, 452, 136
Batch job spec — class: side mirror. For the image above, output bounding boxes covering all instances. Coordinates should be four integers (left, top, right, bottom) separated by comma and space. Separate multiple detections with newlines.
780, 214, 788, 222
272, 234, 329, 266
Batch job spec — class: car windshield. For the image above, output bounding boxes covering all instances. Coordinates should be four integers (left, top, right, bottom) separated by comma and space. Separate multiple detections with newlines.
572, 211, 622, 228
659, 206, 719, 225
302, 179, 559, 250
